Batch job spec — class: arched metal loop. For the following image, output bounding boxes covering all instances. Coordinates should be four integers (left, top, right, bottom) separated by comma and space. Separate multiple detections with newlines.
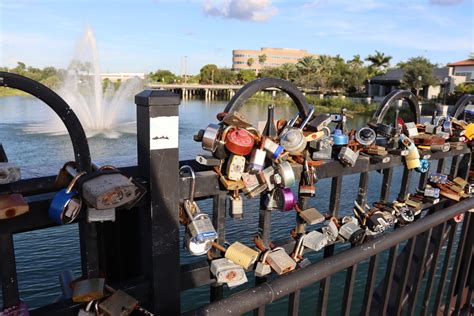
452, 94, 474, 119
370, 89, 420, 124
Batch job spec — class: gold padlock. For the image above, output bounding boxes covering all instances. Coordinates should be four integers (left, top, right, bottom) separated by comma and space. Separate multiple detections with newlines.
405, 158, 421, 170
72, 278, 105, 303
465, 123, 474, 140
0, 194, 29, 220
54, 161, 76, 188
213, 241, 259, 270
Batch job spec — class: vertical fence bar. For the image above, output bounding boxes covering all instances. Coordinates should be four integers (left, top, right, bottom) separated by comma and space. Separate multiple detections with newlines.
381, 168, 393, 201
397, 167, 413, 201
136, 89, 181, 315
394, 236, 416, 316
316, 176, 342, 316
78, 223, 99, 278
0, 234, 19, 308
361, 254, 380, 316
420, 222, 448, 316
437, 158, 446, 173
210, 193, 227, 302
453, 213, 473, 315
449, 155, 460, 177
380, 245, 399, 315
407, 227, 433, 315
432, 221, 457, 314
287, 291, 301, 316
443, 212, 471, 316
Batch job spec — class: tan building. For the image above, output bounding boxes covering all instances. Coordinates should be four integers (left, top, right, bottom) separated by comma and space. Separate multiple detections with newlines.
232, 47, 317, 72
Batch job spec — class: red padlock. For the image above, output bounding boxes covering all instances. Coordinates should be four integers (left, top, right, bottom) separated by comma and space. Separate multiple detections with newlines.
225, 128, 255, 156
453, 213, 464, 223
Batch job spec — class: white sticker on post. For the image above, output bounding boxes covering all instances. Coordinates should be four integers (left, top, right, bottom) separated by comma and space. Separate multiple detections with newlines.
149, 116, 179, 150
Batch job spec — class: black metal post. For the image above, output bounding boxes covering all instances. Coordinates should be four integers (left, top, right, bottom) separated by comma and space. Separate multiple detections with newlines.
136, 89, 181, 315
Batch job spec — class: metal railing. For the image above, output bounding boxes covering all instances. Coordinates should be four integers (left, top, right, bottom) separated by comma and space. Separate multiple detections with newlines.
0, 73, 472, 315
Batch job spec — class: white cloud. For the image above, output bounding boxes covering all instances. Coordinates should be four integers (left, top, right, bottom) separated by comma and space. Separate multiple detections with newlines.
430, 0, 464, 5
203, 0, 277, 22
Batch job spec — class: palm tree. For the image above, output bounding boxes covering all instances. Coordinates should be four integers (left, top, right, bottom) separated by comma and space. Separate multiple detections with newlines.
258, 54, 267, 66
296, 56, 318, 86
469, 52, 474, 60
280, 63, 296, 81
247, 58, 255, 68
365, 50, 392, 70
315, 55, 335, 91
348, 54, 364, 68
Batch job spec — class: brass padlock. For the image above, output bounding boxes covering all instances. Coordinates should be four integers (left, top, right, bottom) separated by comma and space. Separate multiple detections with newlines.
219, 175, 245, 191
224, 241, 259, 270
266, 248, 296, 275
226, 154, 246, 181
298, 207, 325, 225
72, 278, 105, 303
0, 194, 29, 220
222, 111, 252, 128
99, 290, 138, 316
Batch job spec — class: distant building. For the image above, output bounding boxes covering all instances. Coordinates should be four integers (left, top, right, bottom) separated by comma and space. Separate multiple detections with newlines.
232, 47, 318, 73
367, 67, 467, 101
100, 73, 145, 82
447, 59, 474, 82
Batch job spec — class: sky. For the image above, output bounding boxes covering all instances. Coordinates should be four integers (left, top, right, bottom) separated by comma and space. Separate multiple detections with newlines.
0, 0, 473, 75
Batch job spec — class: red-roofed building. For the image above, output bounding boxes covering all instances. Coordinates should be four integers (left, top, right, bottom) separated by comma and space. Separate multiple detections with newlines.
448, 59, 474, 82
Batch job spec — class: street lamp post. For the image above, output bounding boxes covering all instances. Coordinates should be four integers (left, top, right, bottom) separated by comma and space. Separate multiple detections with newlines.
417, 75, 422, 97
443, 77, 449, 105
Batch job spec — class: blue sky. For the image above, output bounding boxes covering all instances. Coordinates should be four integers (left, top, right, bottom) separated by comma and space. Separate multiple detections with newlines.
0, 0, 473, 74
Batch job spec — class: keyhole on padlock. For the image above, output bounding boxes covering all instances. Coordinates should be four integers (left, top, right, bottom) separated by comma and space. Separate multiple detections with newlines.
225, 270, 237, 281
5, 208, 16, 218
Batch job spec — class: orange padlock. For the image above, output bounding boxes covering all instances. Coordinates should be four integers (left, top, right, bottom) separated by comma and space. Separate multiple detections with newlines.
225, 128, 255, 156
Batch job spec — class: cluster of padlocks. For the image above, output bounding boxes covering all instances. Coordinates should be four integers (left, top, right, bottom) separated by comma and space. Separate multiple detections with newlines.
180, 95, 474, 289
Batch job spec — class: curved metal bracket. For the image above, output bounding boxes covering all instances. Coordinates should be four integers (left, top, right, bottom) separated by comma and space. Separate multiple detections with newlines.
452, 94, 474, 119
0, 71, 92, 172
224, 78, 311, 117
371, 89, 420, 124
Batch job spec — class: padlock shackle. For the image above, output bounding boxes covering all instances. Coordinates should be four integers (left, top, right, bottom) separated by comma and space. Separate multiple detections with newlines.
224, 78, 311, 117
179, 165, 196, 203
0, 72, 92, 172
370, 89, 420, 125
66, 171, 86, 193
453, 94, 474, 119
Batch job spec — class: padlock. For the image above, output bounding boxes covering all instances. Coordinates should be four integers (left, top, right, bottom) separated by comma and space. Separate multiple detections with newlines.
197, 123, 220, 152
1, 301, 29, 316
72, 278, 105, 303
222, 111, 252, 128
415, 159, 430, 173
78, 300, 95, 316
49, 172, 85, 224
224, 241, 259, 269
332, 129, 348, 146
219, 176, 245, 191
400, 134, 417, 151
303, 230, 329, 251
405, 198, 423, 211
0, 194, 29, 220
429, 173, 448, 184
273, 187, 296, 211
248, 148, 266, 173
381, 211, 396, 227
266, 248, 296, 275
181, 166, 218, 255
453, 177, 468, 189
226, 154, 245, 181
406, 157, 421, 170
430, 143, 450, 152
280, 107, 315, 154
403, 122, 419, 138
263, 191, 279, 210
299, 208, 325, 225
276, 161, 296, 187
230, 192, 243, 219
196, 154, 222, 167
255, 251, 272, 277
339, 222, 365, 244
299, 157, 316, 197
442, 119, 453, 134
393, 203, 414, 225
210, 258, 248, 287
244, 182, 268, 199
242, 172, 259, 189
304, 131, 326, 142
262, 138, 284, 160
0, 162, 21, 184
98, 290, 138, 316
366, 145, 388, 156
86, 207, 116, 223
338, 147, 359, 167
355, 127, 376, 146
425, 123, 442, 135
307, 113, 332, 131
225, 128, 255, 156
464, 123, 474, 140
424, 186, 440, 198
375, 123, 396, 138
366, 211, 390, 234
322, 220, 339, 242
262, 166, 277, 191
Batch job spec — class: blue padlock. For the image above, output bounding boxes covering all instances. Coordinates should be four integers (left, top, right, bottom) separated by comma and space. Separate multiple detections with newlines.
49, 172, 85, 224
415, 159, 430, 173
332, 129, 348, 146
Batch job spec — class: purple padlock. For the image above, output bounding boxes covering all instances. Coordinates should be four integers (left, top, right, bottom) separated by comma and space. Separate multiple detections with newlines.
0, 301, 29, 316
274, 187, 296, 211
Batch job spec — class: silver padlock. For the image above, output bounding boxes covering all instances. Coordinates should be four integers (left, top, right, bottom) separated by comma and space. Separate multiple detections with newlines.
262, 138, 284, 160
403, 122, 419, 138
339, 222, 365, 244
98, 290, 138, 316
226, 154, 246, 181
424, 186, 440, 198
312, 137, 333, 160
266, 247, 297, 275
210, 258, 248, 288
0, 162, 21, 184
425, 123, 442, 135
299, 207, 325, 225
322, 220, 339, 242
280, 107, 315, 154
255, 251, 272, 277
393, 202, 414, 225
262, 166, 277, 191
248, 148, 266, 173
338, 147, 359, 167
366, 211, 389, 234
180, 166, 218, 255
303, 230, 329, 251
263, 191, 279, 210
276, 161, 296, 187
199, 123, 220, 152
229, 192, 243, 219
87, 207, 116, 223
355, 127, 376, 146
196, 154, 222, 167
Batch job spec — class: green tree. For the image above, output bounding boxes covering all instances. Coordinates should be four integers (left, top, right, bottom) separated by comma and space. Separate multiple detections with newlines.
348, 55, 364, 69
314, 55, 335, 92
455, 82, 474, 94
258, 54, 267, 66
365, 50, 392, 72
247, 58, 255, 69
149, 69, 176, 83
200, 64, 219, 84
280, 63, 297, 81
215, 68, 237, 84
296, 56, 318, 87
400, 56, 437, 96
237, 69, 256, 83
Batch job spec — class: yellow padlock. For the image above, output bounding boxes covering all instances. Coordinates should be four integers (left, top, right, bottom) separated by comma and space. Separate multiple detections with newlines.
405, 148, 420, 160
406, 158, 421, 170
465, 123, 474, 140
224, 242, 259, 270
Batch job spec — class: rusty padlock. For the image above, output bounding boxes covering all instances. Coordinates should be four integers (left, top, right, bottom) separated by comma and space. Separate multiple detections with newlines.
0, 194, 29, 220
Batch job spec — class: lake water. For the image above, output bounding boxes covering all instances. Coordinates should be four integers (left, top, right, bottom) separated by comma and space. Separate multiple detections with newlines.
0, 95, 426, 314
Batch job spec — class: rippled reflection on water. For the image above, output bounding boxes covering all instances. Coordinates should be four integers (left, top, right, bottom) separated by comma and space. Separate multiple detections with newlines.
0, 96, 422, 313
